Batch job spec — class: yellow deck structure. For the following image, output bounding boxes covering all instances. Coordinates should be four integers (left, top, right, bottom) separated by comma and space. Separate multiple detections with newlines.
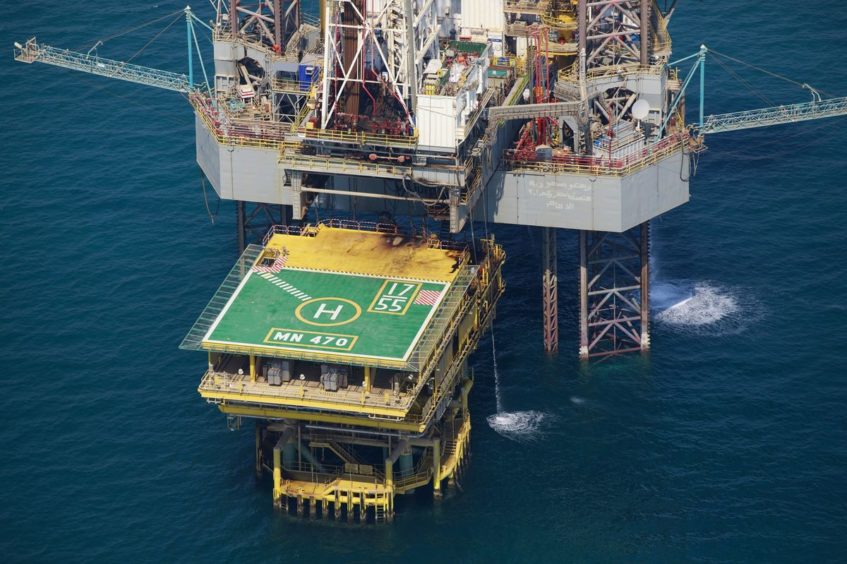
264, 225, 465, 282
182, 222, 504, 522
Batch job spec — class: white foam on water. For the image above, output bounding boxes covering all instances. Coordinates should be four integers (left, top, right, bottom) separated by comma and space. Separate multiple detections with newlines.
656, 283, 738, 326
654, 281, 761, 335
487, 410, 549, 442
569, 396, 586, 405
487, 326, 551, 442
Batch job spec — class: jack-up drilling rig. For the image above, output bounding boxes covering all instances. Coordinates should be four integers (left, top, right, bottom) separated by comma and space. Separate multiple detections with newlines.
14, 1, 847, 520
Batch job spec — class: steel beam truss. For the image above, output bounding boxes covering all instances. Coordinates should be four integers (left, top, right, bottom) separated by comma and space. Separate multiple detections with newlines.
579, 223, 650, 359
582, 0, 649, 70
699, 96, 847, 135
13, 38, 190, 92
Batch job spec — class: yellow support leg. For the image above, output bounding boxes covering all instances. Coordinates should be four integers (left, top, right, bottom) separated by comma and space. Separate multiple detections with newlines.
249, 354, 256, 382
273, 444, 282, 508
432, 438, 441, 497
461, 377, 472, 414
363, 366, 372, 393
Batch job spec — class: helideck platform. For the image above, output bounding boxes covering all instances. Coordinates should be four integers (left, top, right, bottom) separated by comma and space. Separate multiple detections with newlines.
194, 225, 469, 367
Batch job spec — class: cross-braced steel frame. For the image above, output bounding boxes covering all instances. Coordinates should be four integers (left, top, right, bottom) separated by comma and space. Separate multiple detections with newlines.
236, 200, 292, 253
224, 0, 301, 49
542, 227, 558, 352
579, 0, 651, 70
579, 222, 650, 359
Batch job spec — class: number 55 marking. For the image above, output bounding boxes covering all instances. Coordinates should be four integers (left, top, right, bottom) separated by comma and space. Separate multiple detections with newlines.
367, 280, 422, 315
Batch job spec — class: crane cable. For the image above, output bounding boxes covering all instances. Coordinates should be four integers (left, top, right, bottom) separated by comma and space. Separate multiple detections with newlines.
709, 48, 834, 99
709, 55, 775, 107
121, 13, 185, 67
78, 9, 184, 53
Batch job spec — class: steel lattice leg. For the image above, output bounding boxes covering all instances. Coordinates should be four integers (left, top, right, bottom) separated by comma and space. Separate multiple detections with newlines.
542, 227, 558, 352
236, 201, 291, 253
579, 221, 650, 359
236, 200, 246, 254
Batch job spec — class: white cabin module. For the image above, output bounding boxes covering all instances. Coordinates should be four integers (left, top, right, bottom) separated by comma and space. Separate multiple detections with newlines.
460, 0, 505, 34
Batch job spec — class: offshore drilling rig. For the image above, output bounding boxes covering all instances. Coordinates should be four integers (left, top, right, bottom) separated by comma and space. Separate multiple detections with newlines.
14, 1, 847, 521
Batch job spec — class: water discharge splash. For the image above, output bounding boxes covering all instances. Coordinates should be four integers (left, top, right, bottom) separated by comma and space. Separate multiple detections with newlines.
487, 411, 549, 441
487, 326, 552, 441
653, 281, 762, 335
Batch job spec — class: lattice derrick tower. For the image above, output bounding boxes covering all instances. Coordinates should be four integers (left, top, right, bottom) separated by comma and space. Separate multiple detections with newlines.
227, 0, 301, 50
320, 0, 440, 130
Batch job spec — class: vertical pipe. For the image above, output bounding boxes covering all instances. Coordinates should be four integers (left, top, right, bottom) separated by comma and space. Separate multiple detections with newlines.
403, 0, 418, 112
640, 0, 650, 66
230, 0, 238, 39
363, 366, 372, 393
274, 0, 282, 49
432, 438, 441, 496
273, 443, 282, 505
640, 222, 651, 351
579, 230, 589, 359
249, 354, 256, 382
577, 0, 591, 153
578, 0, 586, 66
236, 200, 246, 253
186, 8, 194, 89
385, 458, 393, 490
320, 0, 332, 128
699, 45, 706, 128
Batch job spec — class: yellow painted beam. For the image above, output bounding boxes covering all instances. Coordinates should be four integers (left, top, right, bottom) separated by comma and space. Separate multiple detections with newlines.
364, 366, 372, 393
216, 403, 426, 432
249, 355, 256, 382
200, 341, 409, 370
198, 388, 410, 418
461, 377, 473, 413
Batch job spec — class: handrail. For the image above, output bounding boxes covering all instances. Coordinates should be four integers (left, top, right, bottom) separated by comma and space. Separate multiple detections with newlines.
300, 126, 418, 148
558, 60, 665, 84
504, 132, 695, 177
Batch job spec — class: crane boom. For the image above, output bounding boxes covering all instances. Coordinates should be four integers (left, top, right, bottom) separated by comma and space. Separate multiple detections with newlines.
14, 38, 190, 93
698, 96, 847, 135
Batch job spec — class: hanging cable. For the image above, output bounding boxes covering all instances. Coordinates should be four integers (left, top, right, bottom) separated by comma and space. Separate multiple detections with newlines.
77, 10, 183, 52
709, 48, 834, 98
121, 13, 184, 67
710, 54, 775, 107
202, 173, 221, 225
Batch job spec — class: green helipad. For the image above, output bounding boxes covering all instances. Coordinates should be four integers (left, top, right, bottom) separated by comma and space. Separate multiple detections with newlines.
203, 267, 449, 362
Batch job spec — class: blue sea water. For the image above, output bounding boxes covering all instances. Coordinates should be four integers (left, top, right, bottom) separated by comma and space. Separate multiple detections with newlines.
2, 2, 846, 562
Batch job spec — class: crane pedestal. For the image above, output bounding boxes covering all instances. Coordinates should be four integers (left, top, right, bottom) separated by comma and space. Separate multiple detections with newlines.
579, 222, 650, 359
